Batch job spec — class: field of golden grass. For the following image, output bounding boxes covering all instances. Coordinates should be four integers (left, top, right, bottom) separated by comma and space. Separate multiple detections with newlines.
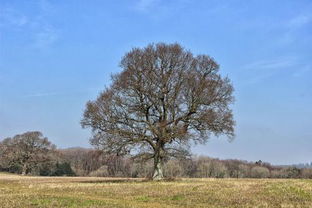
0, 173, 311, 207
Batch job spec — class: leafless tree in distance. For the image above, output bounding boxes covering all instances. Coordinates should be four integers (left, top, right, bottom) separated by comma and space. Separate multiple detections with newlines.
0, 131, 56, 175
81, 43, 235, 180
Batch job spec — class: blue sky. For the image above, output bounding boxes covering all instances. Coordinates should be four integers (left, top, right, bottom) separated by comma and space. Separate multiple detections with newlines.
0, 0, 311, 165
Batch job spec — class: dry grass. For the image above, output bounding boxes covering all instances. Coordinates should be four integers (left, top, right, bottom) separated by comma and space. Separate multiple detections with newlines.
0, 173, 312, 207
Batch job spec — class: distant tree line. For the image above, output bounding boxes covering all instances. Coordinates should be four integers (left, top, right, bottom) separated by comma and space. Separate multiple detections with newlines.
1, 131, 312, 179
60, 150, 312, 179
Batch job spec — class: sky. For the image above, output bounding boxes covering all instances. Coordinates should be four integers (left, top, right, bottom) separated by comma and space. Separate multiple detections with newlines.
0, 0, 311, 165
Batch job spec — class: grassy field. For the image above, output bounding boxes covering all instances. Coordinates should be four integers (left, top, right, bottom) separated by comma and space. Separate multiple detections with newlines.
0, 173, 312, 207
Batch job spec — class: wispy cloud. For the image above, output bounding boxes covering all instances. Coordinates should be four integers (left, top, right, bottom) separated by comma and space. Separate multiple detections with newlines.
278, 13, 312, 45
23, 92, 64, 98
33, 25, 59, 49
134, 0, 160, 12
241, 57, 297, 85
132, 0, 190, 18
288, 14, 312, 29
292, 65, 311, 77
23, 88, 102, 98
243, 57, 296, 71
0, 1, 59, 49
242, 57, 311, 84
0, 7, 28, 27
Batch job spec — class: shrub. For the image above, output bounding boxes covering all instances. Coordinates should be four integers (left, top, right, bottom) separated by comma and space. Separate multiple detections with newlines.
89, 165, 109, 177
251, 166, 270, 178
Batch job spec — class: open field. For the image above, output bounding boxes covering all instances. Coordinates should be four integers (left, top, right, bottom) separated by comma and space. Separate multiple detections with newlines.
0, 173, 312, 207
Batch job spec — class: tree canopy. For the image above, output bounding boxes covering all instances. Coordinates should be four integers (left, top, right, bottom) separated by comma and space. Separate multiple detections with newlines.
81, 43, 235, 180
0, 131, 56, 175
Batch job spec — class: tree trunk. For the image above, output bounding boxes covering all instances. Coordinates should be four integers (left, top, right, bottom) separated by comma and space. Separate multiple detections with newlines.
22, 163, 28, 176
152, 156, 164, 180
152, 146, 164, 180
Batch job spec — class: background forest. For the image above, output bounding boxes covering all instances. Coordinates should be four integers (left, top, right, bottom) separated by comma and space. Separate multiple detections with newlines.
1, 131, 311, 179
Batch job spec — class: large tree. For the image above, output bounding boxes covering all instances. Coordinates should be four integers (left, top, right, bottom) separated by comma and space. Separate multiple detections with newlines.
0, 131, 56, 175
81, 43, 235, 180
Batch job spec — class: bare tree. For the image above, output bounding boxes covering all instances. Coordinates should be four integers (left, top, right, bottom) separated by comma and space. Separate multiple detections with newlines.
81, 43, 235, 180
0, 131, 56, 175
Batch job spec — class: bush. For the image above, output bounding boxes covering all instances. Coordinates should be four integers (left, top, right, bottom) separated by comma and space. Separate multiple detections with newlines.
52, 162, 76, 176
238, 164, 250, 178
270, 169, 286, 178
301, 169, 312, 179
284, 167, 301, 178
89, 165, 109, 177
164, 160, 183, 178
251, 166, 270, 178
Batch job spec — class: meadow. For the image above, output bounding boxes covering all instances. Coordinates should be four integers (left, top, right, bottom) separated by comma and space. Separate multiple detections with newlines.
0, 173, 311, 208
